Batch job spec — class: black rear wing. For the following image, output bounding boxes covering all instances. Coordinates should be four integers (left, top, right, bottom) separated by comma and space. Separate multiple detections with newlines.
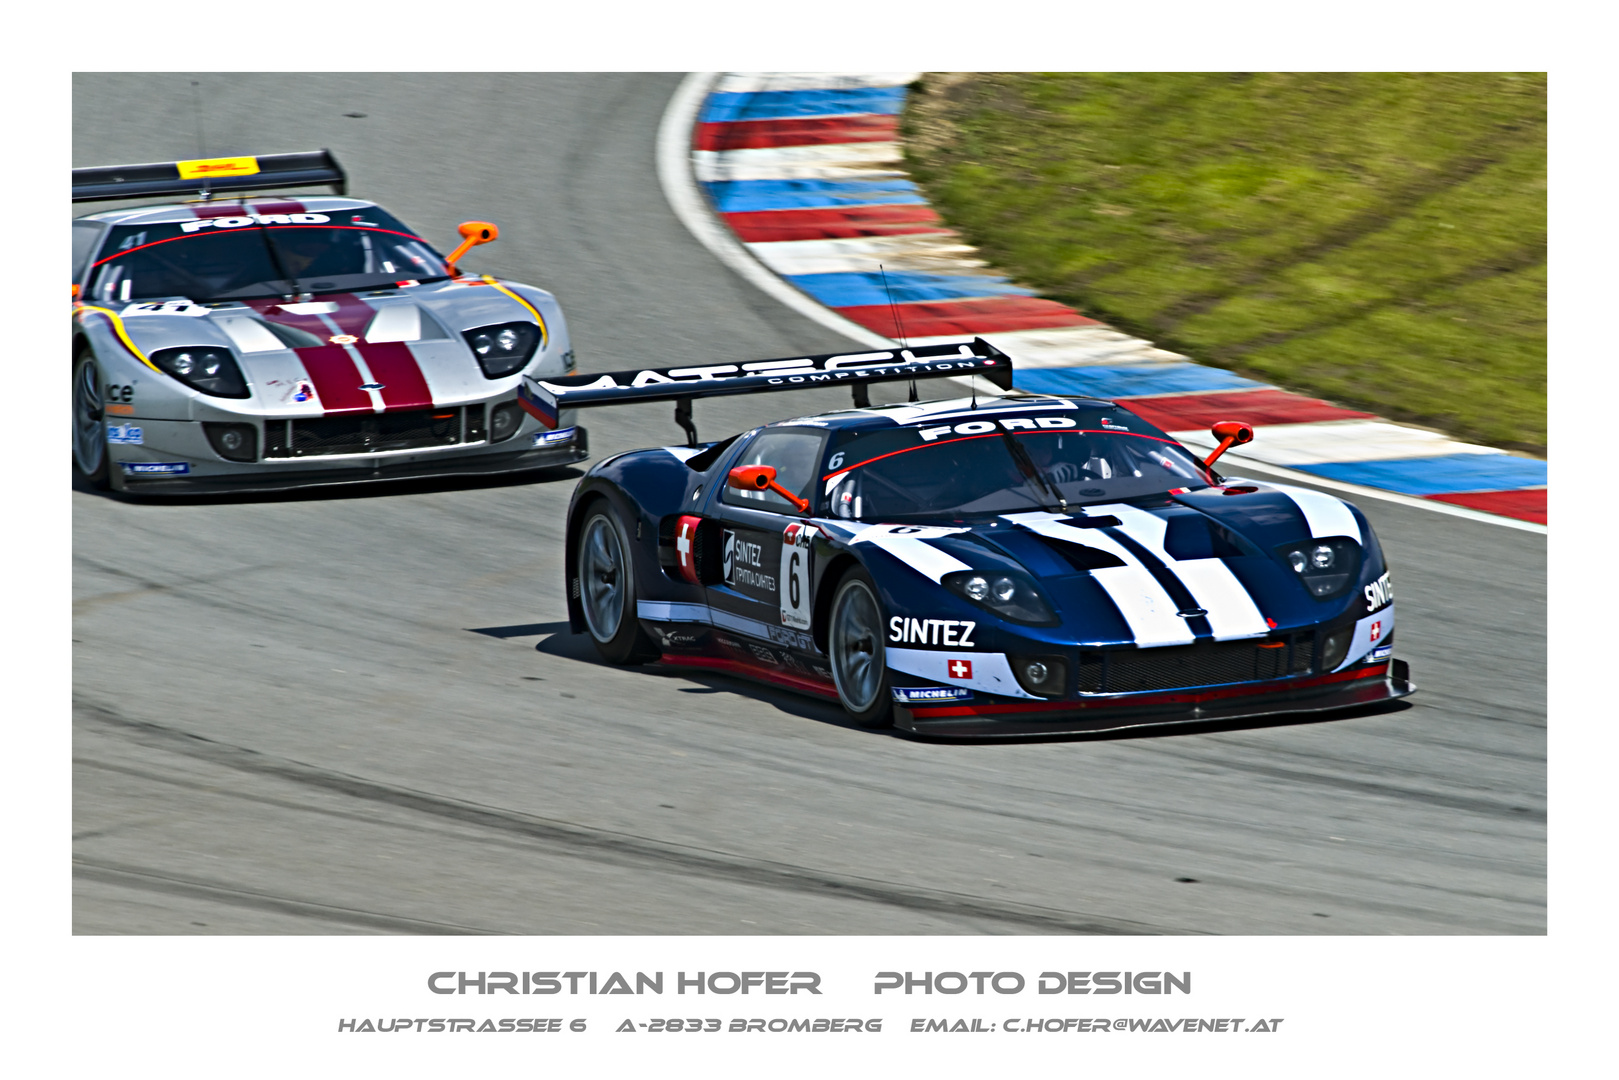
72, 149, 348, 203
527, 338, 1013, 445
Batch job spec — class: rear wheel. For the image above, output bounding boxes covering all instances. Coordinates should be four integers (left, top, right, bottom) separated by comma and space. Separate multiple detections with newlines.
72, 351, 111, 490
829, 568, 893, 728
575, 500, 658, 665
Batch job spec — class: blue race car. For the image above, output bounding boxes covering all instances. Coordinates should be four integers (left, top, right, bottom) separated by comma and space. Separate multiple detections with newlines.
547, 339, 1411, 738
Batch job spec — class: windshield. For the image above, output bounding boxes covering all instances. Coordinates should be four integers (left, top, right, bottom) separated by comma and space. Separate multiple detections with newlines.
83, 207, 450, 303
821, 410, 1216, 521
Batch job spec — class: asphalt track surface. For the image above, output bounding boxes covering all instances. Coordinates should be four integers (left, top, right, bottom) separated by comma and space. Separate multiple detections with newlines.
72, 73, 1545, 935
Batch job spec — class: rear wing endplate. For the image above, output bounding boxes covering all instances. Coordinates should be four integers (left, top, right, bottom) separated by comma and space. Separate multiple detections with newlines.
525, 338, 1014, 446
72, 149, 348, 203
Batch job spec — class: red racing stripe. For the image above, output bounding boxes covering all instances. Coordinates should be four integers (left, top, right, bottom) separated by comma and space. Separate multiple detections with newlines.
290, 345, 373, 415
721, 205, 948, 243
1426, 488, 1546, 524
834, 296, 1098, 337
356, 341, 434, 411
1122, 389, 1376, 432
695, 115, 899, 151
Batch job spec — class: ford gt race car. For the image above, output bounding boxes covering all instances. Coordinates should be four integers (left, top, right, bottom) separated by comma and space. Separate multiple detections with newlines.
550, 340, 1412, 738
71, 150, 586, 494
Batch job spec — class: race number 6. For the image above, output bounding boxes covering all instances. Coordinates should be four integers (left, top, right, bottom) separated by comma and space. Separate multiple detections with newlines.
780, 526, 813, 629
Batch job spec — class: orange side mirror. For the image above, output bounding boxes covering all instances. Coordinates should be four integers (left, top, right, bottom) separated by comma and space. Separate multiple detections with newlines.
727, 464, 810, 514
445, 220, 499, 275
71, 283, 80, 299
1203, 420, 1254, 468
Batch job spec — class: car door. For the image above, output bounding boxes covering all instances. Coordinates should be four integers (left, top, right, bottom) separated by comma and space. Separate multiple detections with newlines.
702, 427, 828, 656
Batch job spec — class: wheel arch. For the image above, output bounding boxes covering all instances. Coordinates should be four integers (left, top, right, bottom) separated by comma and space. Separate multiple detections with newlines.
811, 549, 865, 655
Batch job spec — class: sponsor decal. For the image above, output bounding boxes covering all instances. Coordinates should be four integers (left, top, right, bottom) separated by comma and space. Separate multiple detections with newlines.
656, 628, 702, 648
888, 617, 978, 648
1369, 644, 1393, 662
532, 426, 577, 446
357, 382, 385, 391
330, 334, 359, 345
105, 383, 135, 404
766, 624, 814, 652
946, 658, 974, 680
746, 643, 778, 665
119, 300, 210, 318
779, 522, 816, 629
723, 531, 776, 595
120, 461, 189, 475
1100, 416, 1130, 430
918, 416, 1077, 442
178, 212, 330, 233
892, 686, 974, 704
1365, 571, 1394, 612
176, 155, 260, 180
290, 380, 315, 404
106, 423, 143, 445
106, 403, 135, 416
1368, 620, 1383, 643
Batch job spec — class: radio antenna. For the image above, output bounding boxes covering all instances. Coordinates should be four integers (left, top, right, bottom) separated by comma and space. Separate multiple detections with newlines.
878, 264, 917, 402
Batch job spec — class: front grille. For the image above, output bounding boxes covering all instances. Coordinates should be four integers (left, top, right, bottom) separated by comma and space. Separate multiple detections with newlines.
1077, 634, 1315, 694
263, 406, 472, 458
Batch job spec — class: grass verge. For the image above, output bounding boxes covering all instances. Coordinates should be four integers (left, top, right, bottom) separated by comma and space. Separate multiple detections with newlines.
902, 73, 1546, 455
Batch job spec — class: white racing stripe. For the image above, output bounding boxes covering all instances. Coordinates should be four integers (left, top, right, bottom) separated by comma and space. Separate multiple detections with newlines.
1085, 504, 1269, 640
849, 524, 972, 583
1002, 512, 1194, 647
1268, 483, 1363, 544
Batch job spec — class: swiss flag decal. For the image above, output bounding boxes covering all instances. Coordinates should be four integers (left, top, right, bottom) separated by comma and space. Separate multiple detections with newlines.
947, 658, 973, 680
675, 516, 702, 585
1369, 620, 1382, 643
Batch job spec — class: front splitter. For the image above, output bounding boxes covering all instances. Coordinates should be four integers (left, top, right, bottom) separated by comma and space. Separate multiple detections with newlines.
116, 436, 589, 496
893, 661, 1414, 739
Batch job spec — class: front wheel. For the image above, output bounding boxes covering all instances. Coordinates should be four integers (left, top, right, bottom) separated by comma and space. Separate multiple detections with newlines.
575, 500, 658, 665
72, 351, 111, 490
829, 568, 893, 728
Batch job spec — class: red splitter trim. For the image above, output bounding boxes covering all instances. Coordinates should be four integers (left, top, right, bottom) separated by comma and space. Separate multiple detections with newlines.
907, 664, 1389, 719
656, 653, 840, 701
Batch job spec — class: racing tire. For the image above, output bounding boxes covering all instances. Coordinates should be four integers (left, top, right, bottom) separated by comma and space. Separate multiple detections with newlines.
829, 567, 894, 728
575, 499, 659, 665
72, 350, 111, 491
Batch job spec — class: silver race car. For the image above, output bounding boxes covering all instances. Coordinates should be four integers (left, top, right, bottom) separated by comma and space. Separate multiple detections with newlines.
71, 150, 586, 494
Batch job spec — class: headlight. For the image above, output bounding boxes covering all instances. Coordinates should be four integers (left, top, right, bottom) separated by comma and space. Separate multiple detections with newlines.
1275, 537, 1361, 599
149, 346, 249, 398
462, 321, 540, 378
943, 569, 1059, 626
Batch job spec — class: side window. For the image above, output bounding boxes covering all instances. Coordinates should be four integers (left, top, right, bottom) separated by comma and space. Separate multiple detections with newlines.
72, 221, 105, 281
721, 429, 826, 513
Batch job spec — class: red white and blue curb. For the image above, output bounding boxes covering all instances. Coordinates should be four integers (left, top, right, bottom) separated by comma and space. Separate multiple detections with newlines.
659, 73, 1546, 532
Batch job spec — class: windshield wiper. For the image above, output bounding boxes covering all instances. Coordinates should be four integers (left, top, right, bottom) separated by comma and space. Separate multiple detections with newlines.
251, 218, 301, 301
1002, 433, 1067, 514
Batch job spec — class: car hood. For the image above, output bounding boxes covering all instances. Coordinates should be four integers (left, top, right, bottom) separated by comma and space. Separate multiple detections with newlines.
90, 280, 551, 415
818, 480, 1381, 646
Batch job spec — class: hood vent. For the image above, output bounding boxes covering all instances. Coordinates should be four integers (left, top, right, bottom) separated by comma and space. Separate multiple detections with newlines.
1037, 534, 1126, 573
